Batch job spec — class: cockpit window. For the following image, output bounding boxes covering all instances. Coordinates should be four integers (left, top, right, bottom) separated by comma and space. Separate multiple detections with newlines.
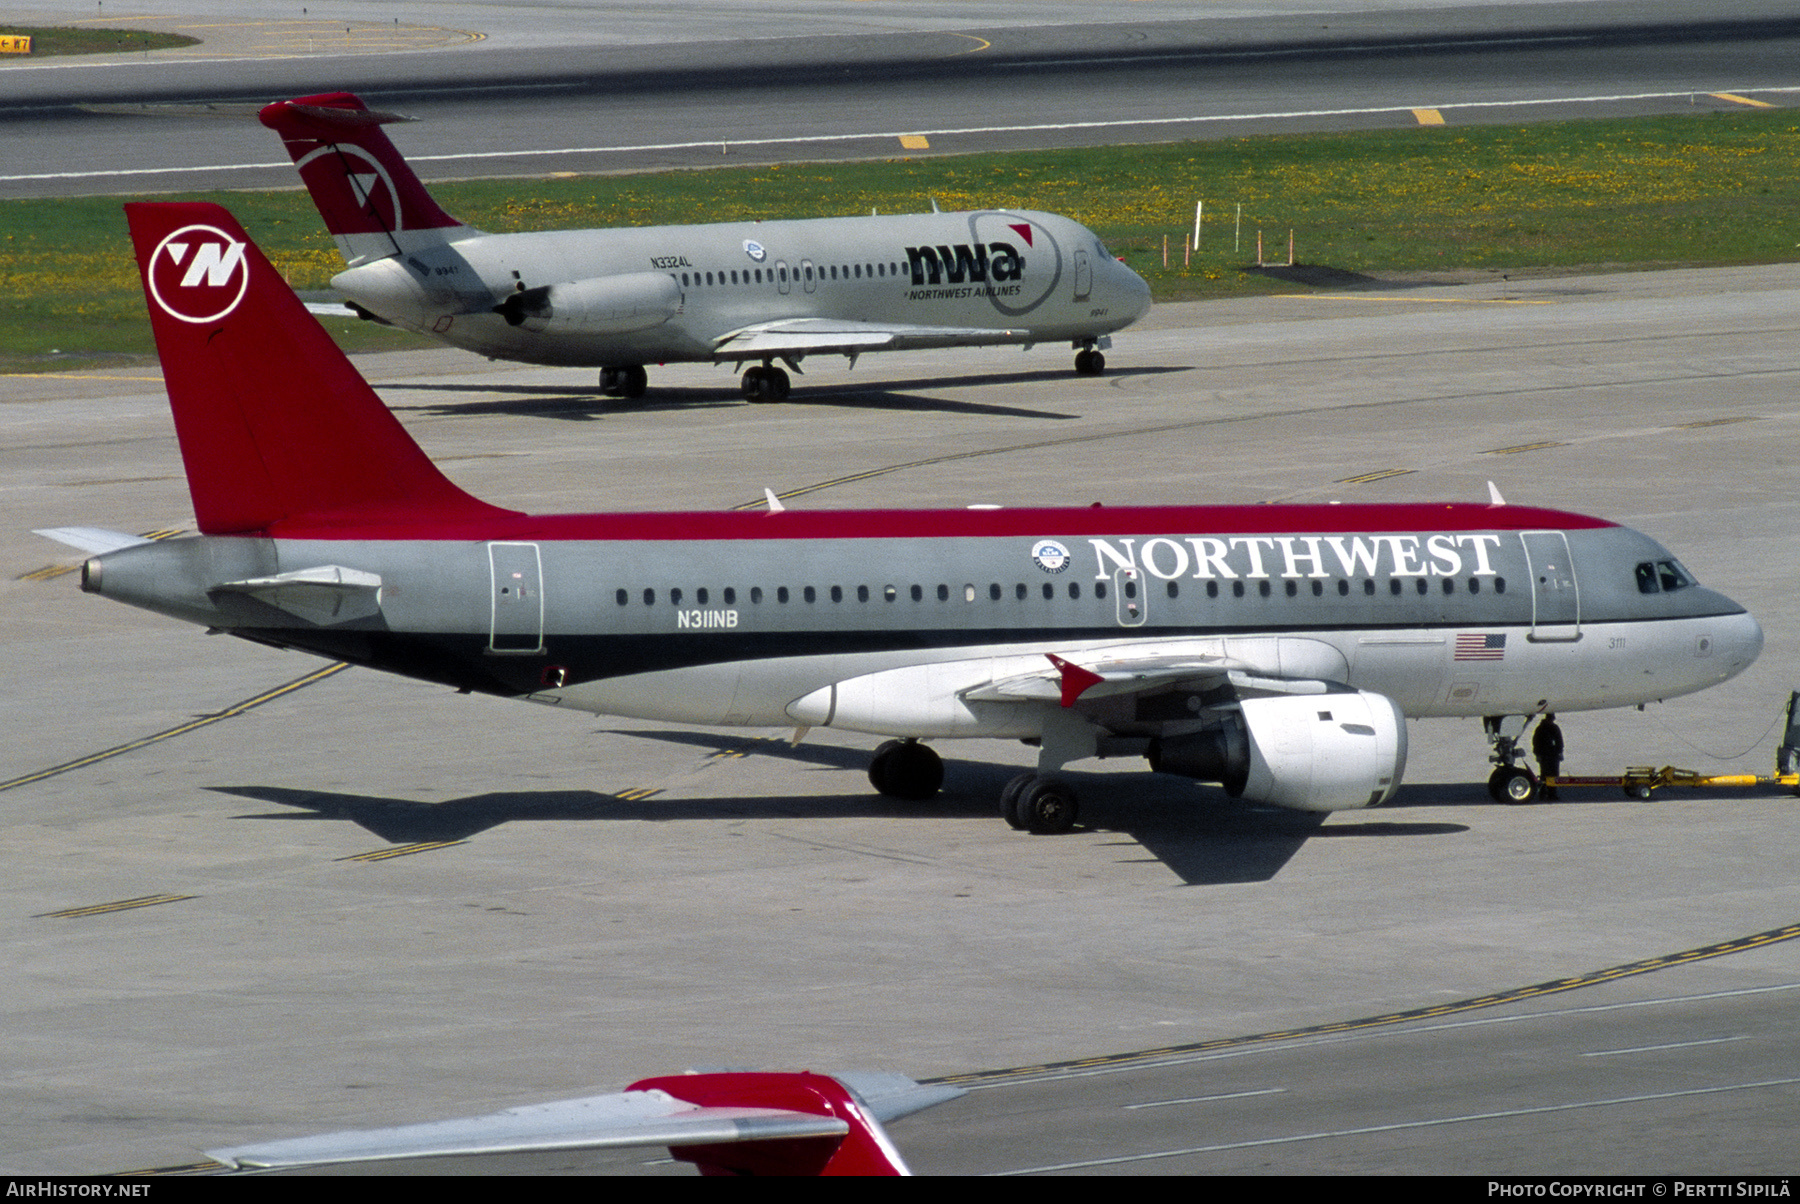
1637, 560, 1694, 594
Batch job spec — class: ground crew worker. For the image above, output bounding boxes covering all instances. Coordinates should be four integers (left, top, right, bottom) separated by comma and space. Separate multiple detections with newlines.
1533, 714, 1564, 800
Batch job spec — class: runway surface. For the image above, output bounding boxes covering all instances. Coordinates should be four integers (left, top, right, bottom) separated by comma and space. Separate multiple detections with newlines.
4, 0, 1800, 195
2, 264, 1796, 1174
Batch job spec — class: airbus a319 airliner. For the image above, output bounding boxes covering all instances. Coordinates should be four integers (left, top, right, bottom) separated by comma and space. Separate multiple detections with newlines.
43, 204, 1762, 833
258, 92, 1152, 401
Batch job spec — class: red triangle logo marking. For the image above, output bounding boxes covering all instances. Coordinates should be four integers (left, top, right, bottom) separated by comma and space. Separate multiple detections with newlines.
1008, 222, 1035, 247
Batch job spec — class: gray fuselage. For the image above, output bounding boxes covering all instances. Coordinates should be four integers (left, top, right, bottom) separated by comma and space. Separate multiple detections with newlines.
84, 506, 1762, 738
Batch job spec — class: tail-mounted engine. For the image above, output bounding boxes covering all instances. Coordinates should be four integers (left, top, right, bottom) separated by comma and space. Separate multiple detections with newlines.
495, 272, 681, 333
1148, 689, 1407, 811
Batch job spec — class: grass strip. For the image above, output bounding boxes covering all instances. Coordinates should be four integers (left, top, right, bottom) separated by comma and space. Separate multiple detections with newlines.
3, 108, 1797, 372
0, 25, 199, 57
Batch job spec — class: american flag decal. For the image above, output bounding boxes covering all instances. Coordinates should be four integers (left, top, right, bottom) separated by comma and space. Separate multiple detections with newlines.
1454, 633, 1507, 661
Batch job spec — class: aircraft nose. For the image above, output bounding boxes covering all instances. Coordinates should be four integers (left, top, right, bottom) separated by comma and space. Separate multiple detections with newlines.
1724, 608, 1765, 676
1115, 259, 1152, 321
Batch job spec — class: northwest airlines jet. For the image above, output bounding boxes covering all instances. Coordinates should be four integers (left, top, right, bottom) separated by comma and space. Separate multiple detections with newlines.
45, 204, 1761, 833
259, 93, 1152, 401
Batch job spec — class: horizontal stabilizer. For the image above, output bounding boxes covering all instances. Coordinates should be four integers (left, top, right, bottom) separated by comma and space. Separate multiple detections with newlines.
32, 527, 150, 555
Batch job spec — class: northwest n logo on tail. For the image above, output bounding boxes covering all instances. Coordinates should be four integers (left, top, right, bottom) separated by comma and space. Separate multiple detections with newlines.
146, 225, 249, 323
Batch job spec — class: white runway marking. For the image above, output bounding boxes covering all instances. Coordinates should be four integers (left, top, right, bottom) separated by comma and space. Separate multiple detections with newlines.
5, 86, 1794, 184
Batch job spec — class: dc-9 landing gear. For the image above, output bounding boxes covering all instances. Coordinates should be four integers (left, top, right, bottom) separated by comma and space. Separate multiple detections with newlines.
740, 364, 791, 402
1483, 715, 1541, 804
600, 365, 647, 398
1073, 336, 1111, 376
868, 739, 943, 800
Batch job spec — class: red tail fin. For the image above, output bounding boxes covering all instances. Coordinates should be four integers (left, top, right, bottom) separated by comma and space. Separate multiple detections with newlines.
126, 202, 511, 534
259, 93, 468, 263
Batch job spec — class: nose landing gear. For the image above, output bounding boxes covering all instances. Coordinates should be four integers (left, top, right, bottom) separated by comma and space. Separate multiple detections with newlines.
1073, 336, 1112, 376
1483, 715, 1541, 804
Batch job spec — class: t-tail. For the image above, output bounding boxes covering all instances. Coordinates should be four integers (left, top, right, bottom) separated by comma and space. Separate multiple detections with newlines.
259, 92, 473, 266
125, 201, 513, 534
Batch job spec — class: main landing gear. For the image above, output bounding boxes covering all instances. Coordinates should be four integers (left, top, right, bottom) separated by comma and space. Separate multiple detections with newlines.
1483, 714, 1541, 804
740, 364, 791, 402
1000, 772, 1080, 835
868, 739, 943, 801
600, 364, 648, 398
864, 741, 1082, 834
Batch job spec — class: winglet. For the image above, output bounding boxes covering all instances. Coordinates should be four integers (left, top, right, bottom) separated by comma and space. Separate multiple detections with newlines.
1045, 653, 1104, 708
626, 1071, 916, 1175
1487, 480, 1507, 506
763, 488, 787, 513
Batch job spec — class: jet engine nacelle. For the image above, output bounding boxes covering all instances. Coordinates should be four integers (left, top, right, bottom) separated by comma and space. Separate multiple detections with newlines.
1149, 690, 1407, 811
496, 272, 682, 333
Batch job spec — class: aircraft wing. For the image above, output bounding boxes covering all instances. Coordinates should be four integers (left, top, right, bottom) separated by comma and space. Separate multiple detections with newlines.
965, 653, 1334, 707
205, 1071, 960, 1175
787, 637, 1354, 733
962, 638, 1353, 709
712, 316, 1025, 359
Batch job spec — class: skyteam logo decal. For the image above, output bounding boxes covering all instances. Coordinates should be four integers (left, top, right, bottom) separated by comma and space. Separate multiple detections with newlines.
1031, 539, 1072, 574
743, 239, 767, 263
146, 224, 250, 324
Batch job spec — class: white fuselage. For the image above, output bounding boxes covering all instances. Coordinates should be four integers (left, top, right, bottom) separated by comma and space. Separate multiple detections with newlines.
331, 209, 1151, 367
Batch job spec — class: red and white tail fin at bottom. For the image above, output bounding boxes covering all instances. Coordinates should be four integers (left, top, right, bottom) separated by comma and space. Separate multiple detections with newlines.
205, 1070, 963, 1175
259, 92, 473, 266
126, 201, 513, 535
